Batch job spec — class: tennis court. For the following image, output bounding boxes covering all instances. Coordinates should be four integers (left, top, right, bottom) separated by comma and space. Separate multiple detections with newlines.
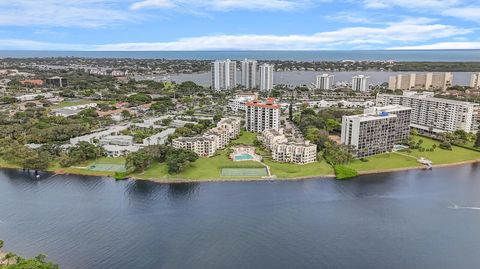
221, 168, 268, 177
88, 164, 127, 172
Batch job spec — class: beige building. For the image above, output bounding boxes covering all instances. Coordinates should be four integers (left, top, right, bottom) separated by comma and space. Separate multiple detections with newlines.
173, 117, 241, 157
377, 92, 479, 134
260, 129, 317, 164
172, 136, 217, 157
471, 73, 480, 88
245, 98, 281, 132
341, 105, 412, 157
388, 72, 453, 91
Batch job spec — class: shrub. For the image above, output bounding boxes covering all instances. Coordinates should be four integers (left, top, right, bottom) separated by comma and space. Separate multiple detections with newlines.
334, 165, 358, 180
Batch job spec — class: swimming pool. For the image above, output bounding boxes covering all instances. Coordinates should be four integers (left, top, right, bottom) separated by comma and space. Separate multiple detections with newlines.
234, 154, 255, 161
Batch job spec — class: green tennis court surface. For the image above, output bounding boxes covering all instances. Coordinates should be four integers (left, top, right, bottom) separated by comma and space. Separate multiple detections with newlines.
221, 168, 268, 177
88, 164, 127, 172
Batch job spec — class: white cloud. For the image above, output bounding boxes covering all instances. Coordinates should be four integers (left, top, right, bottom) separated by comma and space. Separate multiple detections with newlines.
130, 0, 318, 11
447, 7, 480, 22
390, 41, 480, 50
0, 0, 133, 27
0, 19, 470, 50
363, 0, 462, 10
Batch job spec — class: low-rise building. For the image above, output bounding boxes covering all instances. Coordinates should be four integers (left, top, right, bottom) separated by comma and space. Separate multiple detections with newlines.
172, 136, 217, 157
260, 128, 317, 164
271, 141, 317, 164
99, 135, 134, 146
227, 92, 258, 112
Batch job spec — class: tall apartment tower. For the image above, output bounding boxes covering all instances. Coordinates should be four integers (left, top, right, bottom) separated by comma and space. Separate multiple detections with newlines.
315, 74, 334, 90
211, 59, 237, 90
352, 75, 369, 92
241, 59, 257, 89
471, 73, 480, 88
259, 63, 274, 91
341, 105, 412, 157
245, 98, 280, 132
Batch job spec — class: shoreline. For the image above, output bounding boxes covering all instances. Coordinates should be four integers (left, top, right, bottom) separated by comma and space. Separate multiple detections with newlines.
1, 159, 478, 184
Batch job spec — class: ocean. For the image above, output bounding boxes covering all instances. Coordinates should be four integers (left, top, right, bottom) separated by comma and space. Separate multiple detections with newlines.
0, 50, 479, 61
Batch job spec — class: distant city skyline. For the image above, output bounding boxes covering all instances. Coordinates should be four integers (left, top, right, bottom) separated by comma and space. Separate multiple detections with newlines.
0, 0, 479, 51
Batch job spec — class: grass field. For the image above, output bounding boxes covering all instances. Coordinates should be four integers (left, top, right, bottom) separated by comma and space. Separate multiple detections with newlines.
48, 157, 126, 177
135, 150, 265, 181
231, 130, 257, 145
349, 136, 480, 173
264, 159, 334, 179
50, 100, 98, 109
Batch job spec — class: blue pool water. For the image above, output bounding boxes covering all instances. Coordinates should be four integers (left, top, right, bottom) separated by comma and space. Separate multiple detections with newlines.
234, 154, 254, 161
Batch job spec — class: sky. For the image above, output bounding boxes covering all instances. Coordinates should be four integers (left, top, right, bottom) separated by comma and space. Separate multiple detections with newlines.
0, 0, 479, 50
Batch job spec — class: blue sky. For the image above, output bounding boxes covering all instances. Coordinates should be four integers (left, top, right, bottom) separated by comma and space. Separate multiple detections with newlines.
0, 0, 479, 50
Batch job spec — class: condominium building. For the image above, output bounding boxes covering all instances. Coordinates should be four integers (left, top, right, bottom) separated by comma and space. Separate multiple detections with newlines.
259, 63, 274, 91
173, 117, 241, 157
315, 74, 334, 90
388, 72, 453, 91
240, 59, 257, 89
211, 59, 237, 90
341, 105, 412, 157
227, 92, 259, 112
471, 73, 480, 88
352, 75, 369, 92
245, 98, 281, 132
172, 136, 217, 157
260, 129, 317, 164
377, 91, 480, 134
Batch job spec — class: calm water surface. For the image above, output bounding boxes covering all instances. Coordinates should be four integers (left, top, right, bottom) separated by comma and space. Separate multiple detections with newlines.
1, 165, 480, 269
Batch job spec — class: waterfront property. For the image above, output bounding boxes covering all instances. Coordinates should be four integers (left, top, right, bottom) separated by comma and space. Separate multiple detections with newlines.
230, 146, 261, 162
341, 105, 412, 157
260, 129, 317, 164
211, 59, 237, 90
173, 117, 242, 157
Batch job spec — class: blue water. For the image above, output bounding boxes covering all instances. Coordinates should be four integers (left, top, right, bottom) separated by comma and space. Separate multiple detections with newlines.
234, 154, 254, 161
0, 50, 479, 61
0, 164, 480, 268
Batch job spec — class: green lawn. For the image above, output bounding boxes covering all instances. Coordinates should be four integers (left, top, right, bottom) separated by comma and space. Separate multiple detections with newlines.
231, 131, 257, 145
408, 136, 480, 164
0, 158, 19, 169
135, 150, 265, 181
47, 157, 126, 177
50, 100, 98, 109
264, 159, 334, 179
349, 135, 480, 173
349, 153, 421, 172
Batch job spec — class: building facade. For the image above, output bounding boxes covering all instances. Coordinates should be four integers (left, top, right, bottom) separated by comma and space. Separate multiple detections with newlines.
211, 60, 237, 90
471, 73, 480, 88
388, 72, 453, 91
259, 63, 274, 91
315, 74, 334, 90
173, 117, 241, 157
377, 92, 480, 134
240, 59, 257, 89
227, 92, 259, 112
245, 98, 281, 132
341, 105, 412, 157
260, 129, 317, 164
352, 75, 369, 92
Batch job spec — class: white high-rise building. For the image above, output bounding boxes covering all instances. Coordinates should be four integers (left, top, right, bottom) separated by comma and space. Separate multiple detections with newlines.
352, 75, 369, 92
245, 98, 280, 132
259, 64, 274, 91
315, 74, 334, 90
377, 91, 480, 134
341, 105, 412, 157
211, 59, 237, 90
471, 73, 480, 88
240, 59, 257, 89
